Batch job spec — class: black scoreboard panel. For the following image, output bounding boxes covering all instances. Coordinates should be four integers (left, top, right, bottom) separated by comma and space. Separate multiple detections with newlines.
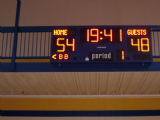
50, 26, 152, 63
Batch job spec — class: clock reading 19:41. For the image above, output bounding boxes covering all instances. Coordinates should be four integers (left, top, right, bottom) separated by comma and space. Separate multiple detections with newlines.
80, 28, 123, 43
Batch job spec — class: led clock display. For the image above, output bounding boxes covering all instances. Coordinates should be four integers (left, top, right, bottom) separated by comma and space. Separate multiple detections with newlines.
51, 27, 152, 63
80, 28, 122, 43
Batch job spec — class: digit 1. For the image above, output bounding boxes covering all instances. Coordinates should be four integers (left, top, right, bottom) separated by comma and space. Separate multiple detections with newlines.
122, 50, 124, 60
90, 29, 99, 42
141, 38, 150, 52
117, 50, 125, 61
87, 29, 89, 42
131, 38, 140, 51
120, 29, 122, 42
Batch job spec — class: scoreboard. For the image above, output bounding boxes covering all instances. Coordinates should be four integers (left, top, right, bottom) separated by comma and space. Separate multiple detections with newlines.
50, 26, 152, 63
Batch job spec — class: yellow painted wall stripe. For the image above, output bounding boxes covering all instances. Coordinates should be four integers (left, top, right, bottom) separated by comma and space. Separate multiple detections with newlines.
1, 59, 12, 63
0, 59, 50, 63
15, 59, 50, 63
1, 98, 160, 111
153, 58, 160, 62
1, 58, 160, 63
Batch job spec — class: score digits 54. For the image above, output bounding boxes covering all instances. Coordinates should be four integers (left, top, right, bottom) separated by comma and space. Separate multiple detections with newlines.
53, 38, 75, 52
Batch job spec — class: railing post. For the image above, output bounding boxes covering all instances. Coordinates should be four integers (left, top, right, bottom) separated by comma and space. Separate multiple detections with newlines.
11, 0, 21, 71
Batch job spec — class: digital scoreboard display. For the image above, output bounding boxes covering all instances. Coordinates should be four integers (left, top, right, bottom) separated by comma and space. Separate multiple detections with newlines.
50, 26, 152, 63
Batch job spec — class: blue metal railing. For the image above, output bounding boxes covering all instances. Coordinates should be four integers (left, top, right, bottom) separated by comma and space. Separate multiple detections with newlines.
16, 32, 51, 57
152, 31, 160, 56
1, 33, 14, 57
1, 27, 160, 58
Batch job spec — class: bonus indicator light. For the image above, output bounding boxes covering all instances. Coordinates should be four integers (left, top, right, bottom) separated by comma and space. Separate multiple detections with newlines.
52, 54, 69, 60
52, 54, 57, 59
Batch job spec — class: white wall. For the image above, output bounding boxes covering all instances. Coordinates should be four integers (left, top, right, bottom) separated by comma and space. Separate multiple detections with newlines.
1, 0, 160, 26
0, 0, 17, 26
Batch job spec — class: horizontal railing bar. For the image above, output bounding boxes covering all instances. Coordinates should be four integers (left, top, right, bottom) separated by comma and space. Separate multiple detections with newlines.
152, 56, 160, 58
18, 27, 54, 32
0, 27, 15, 32
1, 26, 160, 32
151, 28, 160, 31
1, 57, 12, 59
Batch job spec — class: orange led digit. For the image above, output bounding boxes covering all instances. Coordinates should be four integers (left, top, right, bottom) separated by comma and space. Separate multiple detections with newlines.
90, 29, 99, 42
87, 29, 89, 42
120, 29, 122, 42
66, 38, 75, 51
141, 38, 150, 52
59, 54, 63, 60
117, 50, 125, 61
131, 38, 140, 51
57, 38, 65, 52
122, 50, 124, 60
64, 54, 69, 60
104, 29, 112, 42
